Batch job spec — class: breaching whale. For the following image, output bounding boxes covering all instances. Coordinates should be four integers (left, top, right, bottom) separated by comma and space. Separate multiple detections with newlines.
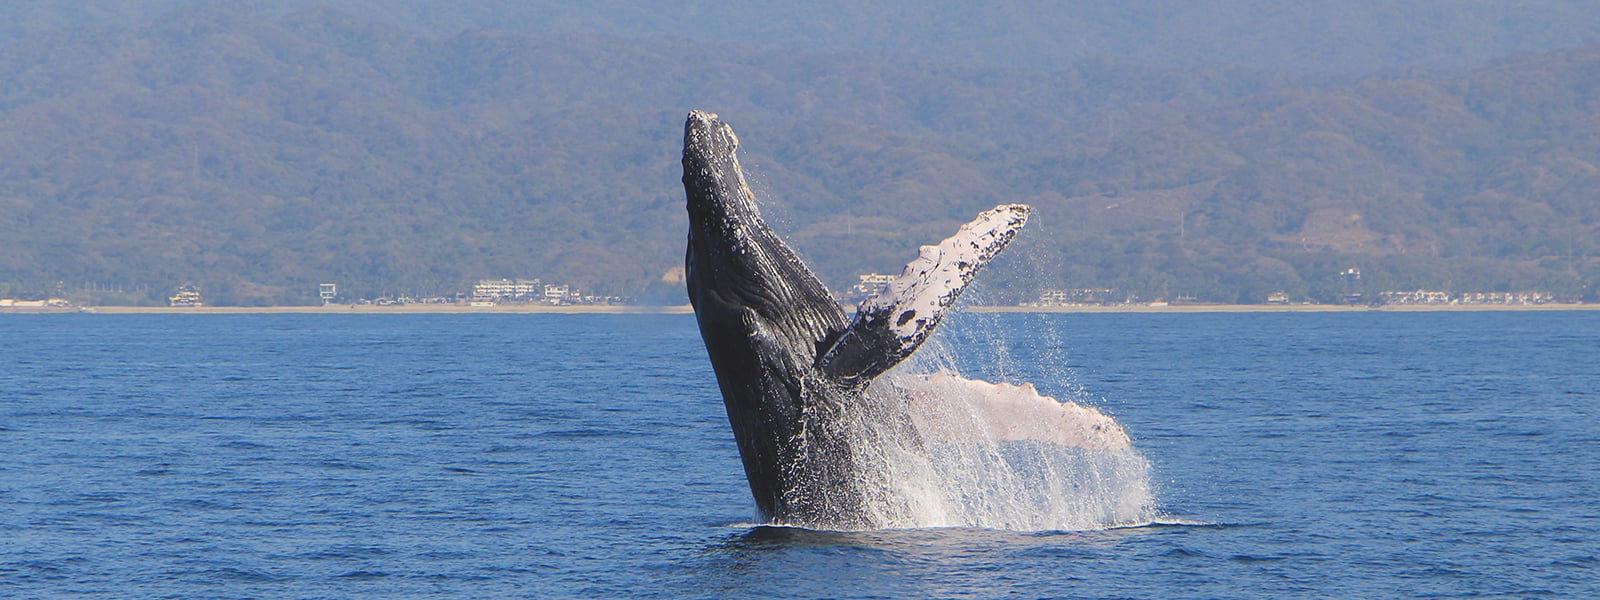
682, 110, 1138, 530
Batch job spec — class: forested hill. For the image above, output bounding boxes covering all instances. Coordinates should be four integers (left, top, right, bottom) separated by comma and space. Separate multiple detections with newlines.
5, 1, 1600, 73
1, 6, 1597, 305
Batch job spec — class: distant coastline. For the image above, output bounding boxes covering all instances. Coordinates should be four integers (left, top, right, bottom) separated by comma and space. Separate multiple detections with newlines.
972, 303, 1600, 313
6, 303, 1598, 315
75, 304, 697, 315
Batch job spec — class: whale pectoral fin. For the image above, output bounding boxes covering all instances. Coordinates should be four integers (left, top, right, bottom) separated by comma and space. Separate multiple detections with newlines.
816, 203, 1031, 385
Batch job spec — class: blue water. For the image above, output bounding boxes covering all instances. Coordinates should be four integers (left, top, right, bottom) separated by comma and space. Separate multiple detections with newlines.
2, 311, 1597, 598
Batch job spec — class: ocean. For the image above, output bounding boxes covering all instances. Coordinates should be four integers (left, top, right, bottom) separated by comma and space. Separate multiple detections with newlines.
2, 311, 1596, 598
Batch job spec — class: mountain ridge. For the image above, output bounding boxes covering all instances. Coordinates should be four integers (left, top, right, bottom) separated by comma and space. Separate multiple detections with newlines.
1, 6, 1596, 304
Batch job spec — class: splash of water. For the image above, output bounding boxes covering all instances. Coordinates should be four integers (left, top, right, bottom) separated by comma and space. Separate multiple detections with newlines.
826, 324, 1156, 532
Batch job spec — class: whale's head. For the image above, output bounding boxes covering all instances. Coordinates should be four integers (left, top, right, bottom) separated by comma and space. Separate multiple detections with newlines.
682, 110, 759, 245
680, 110, 846, 349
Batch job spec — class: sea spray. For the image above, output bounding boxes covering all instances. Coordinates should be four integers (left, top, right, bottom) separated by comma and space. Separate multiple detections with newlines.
831, 332, 1156, 531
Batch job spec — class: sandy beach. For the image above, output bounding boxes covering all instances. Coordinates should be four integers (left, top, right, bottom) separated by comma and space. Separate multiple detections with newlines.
7, 302, 1596, 315
67, 304, 698, 315
971, 302, 1600, 313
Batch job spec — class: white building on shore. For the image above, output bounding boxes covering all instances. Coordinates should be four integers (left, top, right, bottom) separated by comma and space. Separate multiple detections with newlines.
169, 284, 203, 307
472, 278, 543, 302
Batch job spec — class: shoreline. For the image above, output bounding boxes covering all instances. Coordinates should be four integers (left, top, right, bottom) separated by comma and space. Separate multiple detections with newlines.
5, 303, 1598, 315
971, 302, 1600, 313
76, 304, 697, 315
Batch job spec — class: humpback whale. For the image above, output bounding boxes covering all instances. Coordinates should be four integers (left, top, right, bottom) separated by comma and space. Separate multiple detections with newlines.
682, 110, 1138, 529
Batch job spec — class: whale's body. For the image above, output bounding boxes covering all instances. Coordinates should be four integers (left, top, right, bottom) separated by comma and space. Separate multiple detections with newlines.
682, 110, 1048, 528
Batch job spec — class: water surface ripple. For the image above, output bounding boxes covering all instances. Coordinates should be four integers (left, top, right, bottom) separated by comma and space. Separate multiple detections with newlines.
2, 312, 1596, 597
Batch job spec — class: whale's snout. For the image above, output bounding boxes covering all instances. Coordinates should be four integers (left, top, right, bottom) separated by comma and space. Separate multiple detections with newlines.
682, 110, 755, 230
683, 110, 739, 169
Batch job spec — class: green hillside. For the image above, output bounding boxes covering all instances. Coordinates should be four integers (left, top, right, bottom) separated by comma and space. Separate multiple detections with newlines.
1, 7, 1596, 305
